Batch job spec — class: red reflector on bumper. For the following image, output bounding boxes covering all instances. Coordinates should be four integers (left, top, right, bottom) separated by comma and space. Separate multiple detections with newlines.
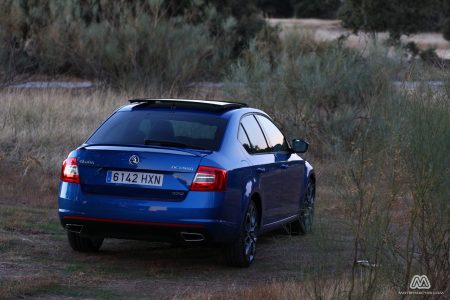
63, 216, 204, 228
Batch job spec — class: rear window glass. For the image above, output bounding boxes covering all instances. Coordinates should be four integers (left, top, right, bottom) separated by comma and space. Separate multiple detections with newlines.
87, 111, 228, 151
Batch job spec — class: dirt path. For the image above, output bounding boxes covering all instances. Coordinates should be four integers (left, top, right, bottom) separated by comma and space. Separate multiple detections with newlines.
0, 170, 350, 299
0, 219, 349, 299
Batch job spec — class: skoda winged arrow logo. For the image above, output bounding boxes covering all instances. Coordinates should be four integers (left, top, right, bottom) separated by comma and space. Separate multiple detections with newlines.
129, 155, 139, 165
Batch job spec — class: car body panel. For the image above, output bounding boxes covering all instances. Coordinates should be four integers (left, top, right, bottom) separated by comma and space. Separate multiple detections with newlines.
58, 102, 314, 244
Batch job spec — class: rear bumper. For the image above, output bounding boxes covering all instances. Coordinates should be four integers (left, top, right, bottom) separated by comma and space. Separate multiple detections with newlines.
61, 216, 213, 243
58, 182, 241, 243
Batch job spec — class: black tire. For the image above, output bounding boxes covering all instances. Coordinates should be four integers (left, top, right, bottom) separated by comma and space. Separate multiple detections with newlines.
291, 179, 315, 235
225, 201, 259, 267
67, 231, 103, 252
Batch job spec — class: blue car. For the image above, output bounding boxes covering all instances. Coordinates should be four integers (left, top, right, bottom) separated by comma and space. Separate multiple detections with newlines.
58, 99, 315, 267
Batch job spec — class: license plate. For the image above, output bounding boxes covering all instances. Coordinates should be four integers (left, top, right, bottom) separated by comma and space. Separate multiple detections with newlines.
106, 171, 164, 187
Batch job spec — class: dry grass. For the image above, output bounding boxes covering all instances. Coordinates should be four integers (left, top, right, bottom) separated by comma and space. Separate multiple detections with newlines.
0, 87, 225, 178
0, 204, 59, 234
181, 277, 399, 300
0, 86, 225, 207
0, 88, 137, 207
0, 274, 59, 300
0, 88, 127, 174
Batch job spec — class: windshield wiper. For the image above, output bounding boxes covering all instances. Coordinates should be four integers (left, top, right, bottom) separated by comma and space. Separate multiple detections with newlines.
144, 140, 208, 151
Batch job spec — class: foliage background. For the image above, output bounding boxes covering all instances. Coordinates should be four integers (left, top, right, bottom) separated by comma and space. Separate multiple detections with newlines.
0, 1, 449, 298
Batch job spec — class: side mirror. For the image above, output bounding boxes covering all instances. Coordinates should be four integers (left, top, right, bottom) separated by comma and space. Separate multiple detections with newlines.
291, 139, 309, 153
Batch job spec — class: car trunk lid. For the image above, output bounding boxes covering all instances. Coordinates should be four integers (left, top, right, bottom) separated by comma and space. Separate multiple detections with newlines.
76, 145, 207, 201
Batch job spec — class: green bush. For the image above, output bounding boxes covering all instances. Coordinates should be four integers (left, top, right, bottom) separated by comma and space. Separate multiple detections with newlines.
0, 0, 270, 88
382, 89, 450, 293
443, 18, 450, 41
258, 0, 294, 18
338, 0, 449, 41
166, 0, 266, 58
257, 0, 341, 19
0, 1, 212, 87
291, 0, 341, 19
225, 31, 398, 156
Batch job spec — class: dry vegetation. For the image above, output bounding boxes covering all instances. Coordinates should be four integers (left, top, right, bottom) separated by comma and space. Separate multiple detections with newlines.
0, 29, 449, 299
183, 278, 400, 300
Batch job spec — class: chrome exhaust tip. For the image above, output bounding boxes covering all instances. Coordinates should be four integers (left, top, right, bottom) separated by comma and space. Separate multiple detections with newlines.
180, 232, 205, 242
65, 224, 84, 234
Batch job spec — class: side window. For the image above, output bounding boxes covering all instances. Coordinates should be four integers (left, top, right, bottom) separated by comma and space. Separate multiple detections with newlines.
240, 115, 269, 154
255, 115, 289, 152
238, 125, 252, 153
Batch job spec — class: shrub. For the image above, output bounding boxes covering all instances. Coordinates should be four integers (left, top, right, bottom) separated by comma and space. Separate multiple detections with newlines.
225, 31, 398, 156
0, 1, 215, 88
225, 27, 449, 297
443, 18, 450, 41
338, 0, 449, 41
166, 0, 266, 58
291, 0, 341, 19
257, 0, 341, 19
399, 91, 450, 292
0, 0, 270, 88
419, 48, 441, 65
258, 0, 294, 18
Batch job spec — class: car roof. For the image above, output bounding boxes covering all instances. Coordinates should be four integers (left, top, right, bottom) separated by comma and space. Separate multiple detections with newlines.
125, 98, 248, 113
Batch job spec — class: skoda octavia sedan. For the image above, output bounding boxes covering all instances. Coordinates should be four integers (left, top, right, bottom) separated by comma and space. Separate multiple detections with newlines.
58, 99, 315, 267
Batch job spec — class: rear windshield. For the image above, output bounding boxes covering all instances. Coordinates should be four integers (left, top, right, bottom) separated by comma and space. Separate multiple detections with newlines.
86, 110, 228, 151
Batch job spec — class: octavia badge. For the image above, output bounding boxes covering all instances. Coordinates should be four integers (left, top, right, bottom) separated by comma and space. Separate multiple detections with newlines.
129, 155, 139, 165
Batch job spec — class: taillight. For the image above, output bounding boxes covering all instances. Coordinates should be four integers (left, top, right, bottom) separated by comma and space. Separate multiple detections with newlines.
190, 166, 227, 192
61, 158, 80, 183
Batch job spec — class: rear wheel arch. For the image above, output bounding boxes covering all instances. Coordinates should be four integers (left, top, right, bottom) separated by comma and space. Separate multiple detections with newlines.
225, 198, 259, 267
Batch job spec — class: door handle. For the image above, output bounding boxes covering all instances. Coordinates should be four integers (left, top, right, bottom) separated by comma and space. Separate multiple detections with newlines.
256, 167, 266, 173
280, 164, 289, 169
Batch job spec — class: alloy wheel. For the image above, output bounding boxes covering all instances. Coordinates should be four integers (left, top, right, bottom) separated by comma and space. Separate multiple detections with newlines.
244, 203, 258, 262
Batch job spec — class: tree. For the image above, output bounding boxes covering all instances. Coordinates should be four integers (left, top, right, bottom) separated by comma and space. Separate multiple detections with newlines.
165, 0, 267, 56
338, 0, 450, 41
444, 18, 450, 41
256, 0, 341, 19
291, 0, 341, 19
257, 0, 294, 18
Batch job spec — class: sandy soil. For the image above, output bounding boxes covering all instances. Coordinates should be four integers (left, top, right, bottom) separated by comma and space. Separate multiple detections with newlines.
268, 18, 450, 59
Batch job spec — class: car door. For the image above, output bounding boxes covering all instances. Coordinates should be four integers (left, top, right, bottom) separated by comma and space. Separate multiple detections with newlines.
239, 115, 279, 225
255, 114, 305, 219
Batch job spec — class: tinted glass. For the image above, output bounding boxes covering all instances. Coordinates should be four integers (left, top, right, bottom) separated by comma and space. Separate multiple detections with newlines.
238, 124, 252, 153
87, 111, 227, 151
240, 115, 269, 153
255, 115, 289, 152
